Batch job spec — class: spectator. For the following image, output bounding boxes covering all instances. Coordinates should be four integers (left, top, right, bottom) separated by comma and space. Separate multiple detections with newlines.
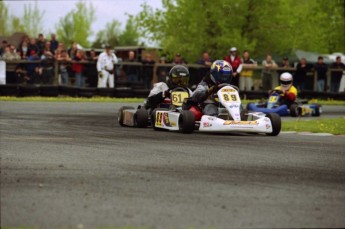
86, 49, 99, 87
278, 57, 293, 74
1, 45, 21, 60
41, 51, 55, 84
240, 50, 257, 91
97, 45, 117, 88
172, 53, 186, 64
141, 53, 156, 89
72, 49, 86, 87
26, 50, 41, 84
68, 41, 78, 60
36, 33, 46, 55
57, 49, 71, 85
28, 38, 39, 57
330, 56, 345, 93
54, 43, 65, 59
261, 54, 278, 90
224, 47, 242, 88
42, 41, 52, 54
197, 52, 213, 66
123, 50, 139, 82
50, 33, 59, 53
0, 40, 8, 56
294, 58, 312, 91
1, 45, 21, 84
314, 56, 328, 92
18, 40, 29, 60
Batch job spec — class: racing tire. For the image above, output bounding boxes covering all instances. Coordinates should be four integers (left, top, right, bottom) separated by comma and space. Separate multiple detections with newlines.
312, 104, 321, 117
265, 113, 281, 136
178, 110, 195, 134
135, 108, 149, 128
151, 108, 169, 131
290, 104, 299, 117
117, 106, 134, 126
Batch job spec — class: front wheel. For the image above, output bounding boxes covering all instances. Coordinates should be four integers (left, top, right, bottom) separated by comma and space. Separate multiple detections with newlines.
266, 113, 281, 136
178, 110, 195, 134
135, 108, 149, 128
118, 106, 134, 126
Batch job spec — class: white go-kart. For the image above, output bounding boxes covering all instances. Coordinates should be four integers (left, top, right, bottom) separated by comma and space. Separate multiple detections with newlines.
196, 85, 281, 136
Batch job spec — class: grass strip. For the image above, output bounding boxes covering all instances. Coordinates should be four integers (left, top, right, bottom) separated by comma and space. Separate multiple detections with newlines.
282, 117, 345, 135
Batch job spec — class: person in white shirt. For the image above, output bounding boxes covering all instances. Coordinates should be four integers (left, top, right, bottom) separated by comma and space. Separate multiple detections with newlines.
96, 44, 118, 88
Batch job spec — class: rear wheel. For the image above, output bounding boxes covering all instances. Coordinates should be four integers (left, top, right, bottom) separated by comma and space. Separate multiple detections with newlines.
135, 108, 149, 128
117, 106, 134, 126
266, 113, 281, 136
178, 110, 195, 134
290, 104, 299, 117
312, 104, 321, 116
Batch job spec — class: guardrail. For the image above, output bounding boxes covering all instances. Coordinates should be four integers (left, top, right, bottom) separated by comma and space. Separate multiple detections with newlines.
0, 60, 344, 99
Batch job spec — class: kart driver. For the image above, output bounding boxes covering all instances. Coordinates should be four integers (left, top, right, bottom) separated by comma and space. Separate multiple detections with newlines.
191, 60, 233, 116
272, 72, 298, 108
145, 65, 192, 109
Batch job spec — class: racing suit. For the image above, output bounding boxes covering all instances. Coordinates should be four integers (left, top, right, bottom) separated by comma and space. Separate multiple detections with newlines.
274, 85, 298, 108
97, 51, 118, 88
191, 80, 219, 116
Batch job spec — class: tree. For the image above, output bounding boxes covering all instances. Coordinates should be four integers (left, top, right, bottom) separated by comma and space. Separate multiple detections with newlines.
92, 20, 121, 48
0, 1, 10, 35
56, 1, 95, 47
21, 1, 45, 37
135, 0, 345, 62
118, 15, 140, 46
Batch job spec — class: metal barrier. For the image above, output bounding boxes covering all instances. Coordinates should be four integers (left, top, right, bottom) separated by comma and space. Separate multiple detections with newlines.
0, 60, 344, 99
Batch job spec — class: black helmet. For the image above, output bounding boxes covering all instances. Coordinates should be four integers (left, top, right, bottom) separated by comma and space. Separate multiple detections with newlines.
168, 65, 190, 88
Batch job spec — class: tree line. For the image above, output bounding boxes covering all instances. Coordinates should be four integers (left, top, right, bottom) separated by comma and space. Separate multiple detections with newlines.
0, 0, 139, 48
1, 0, 344, 62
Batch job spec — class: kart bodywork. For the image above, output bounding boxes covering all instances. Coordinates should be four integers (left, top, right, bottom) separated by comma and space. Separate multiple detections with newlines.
247, 91, 322, 117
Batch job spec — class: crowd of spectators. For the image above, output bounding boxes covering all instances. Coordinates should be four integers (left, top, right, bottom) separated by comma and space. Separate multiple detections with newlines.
1, 34, 344, 92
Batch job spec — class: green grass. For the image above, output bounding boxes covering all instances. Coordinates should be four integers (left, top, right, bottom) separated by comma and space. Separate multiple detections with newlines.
0, 96, 344, 105
282, 117, 345, 135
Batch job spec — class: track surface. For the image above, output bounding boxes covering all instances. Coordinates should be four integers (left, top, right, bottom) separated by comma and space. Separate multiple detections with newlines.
1, 102, 345, 228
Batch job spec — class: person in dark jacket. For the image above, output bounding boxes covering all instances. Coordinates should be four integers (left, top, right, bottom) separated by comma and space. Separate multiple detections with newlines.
314, 56, 328, 92
330, 56, 345, 93
294, 58, 312, 91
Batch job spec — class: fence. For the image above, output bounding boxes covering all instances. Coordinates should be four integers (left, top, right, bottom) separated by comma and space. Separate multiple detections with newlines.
0, 60, 344, 99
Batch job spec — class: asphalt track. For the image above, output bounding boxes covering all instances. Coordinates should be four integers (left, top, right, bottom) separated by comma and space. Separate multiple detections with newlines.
1, 102, 345, 229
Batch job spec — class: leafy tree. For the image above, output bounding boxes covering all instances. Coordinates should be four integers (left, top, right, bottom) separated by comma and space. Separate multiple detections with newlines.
118, 15, 140, 46
21, 1, 45, 37
56, 1, 95, 47
135, 0, 345, 62
92, 20, 121, 48
0, 1, 10, 35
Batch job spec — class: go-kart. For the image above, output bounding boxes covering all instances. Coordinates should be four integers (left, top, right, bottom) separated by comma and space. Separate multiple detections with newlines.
186, 85, 281, 136
246, 90, 322, 117
118, 86, 195, 133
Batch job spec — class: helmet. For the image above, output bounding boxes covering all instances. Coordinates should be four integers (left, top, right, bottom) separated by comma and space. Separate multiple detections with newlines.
280, 72, 293, 90
210, 60, 233, 84
168, 65, 190, 88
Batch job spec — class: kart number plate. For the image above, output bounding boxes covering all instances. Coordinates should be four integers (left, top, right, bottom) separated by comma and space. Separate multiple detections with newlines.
221, 92, 239, 103
171, 91, 189, 106
269, 95, 278, 103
